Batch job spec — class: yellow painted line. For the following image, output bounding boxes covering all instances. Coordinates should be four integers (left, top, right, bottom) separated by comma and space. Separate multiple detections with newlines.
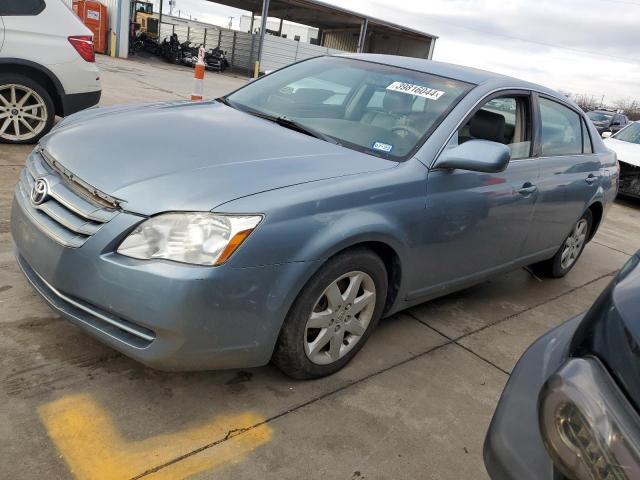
39, 394, 271, 480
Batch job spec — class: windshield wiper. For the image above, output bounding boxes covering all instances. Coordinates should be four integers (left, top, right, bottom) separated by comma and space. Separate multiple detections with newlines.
218, 100, 340, 146
273, 116, 341, 145
215, 96, 233, 107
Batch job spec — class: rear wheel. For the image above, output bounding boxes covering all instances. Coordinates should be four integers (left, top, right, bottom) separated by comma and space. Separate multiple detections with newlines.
532, 209, 593, 278
273, 249, 388, 379
0, 74, 55, 144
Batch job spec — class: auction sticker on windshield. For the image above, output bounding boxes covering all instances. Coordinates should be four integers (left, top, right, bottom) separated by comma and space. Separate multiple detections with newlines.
386, 82, 445, 101
372, 142, 393, 153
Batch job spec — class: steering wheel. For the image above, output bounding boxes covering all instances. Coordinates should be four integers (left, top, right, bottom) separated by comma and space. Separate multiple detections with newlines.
391, 126, 423, 140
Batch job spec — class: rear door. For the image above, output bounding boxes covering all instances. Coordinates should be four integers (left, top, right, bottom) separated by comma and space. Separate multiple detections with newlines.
417, 91, 539, 293
523, 94, 601, 255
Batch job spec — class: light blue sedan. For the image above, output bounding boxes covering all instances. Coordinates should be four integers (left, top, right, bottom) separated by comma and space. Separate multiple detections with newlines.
11, 54, 617, 378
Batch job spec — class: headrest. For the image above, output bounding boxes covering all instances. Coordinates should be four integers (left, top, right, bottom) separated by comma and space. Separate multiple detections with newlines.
383, 90, 414, 113
470, 109, 506, 143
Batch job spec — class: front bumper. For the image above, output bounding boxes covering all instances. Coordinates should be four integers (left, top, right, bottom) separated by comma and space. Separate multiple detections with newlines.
11, 192, 314, 371
483, 314, 584, 480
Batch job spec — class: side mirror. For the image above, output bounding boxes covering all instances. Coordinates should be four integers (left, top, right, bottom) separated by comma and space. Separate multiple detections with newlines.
435, 139, 511, 173
602, 131, 613, 139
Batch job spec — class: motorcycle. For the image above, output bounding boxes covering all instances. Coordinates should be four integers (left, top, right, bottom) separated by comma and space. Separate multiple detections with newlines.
180, 41, 202, 67
159, 33, 184, 64
133, 32, 159, 55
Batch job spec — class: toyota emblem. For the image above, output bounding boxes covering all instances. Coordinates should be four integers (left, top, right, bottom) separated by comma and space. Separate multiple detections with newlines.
30, 178, 50, 206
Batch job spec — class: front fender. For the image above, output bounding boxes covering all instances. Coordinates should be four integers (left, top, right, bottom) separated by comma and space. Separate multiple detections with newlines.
218, 160, 428, 307
296, 210, 409, 264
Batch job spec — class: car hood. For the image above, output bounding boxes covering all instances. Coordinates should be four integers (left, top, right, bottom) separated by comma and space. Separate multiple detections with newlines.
604, 137, 640, 167
41, 101, 397, 215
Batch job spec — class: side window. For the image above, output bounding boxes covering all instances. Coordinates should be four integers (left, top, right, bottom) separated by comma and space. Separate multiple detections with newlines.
581, 118, 593, 154
0, 0, 45, 15
458, 95, 532, 160
539, 98, 582, 157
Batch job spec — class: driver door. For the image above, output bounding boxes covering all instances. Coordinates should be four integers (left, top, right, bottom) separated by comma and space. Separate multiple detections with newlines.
411, 92, 540, 297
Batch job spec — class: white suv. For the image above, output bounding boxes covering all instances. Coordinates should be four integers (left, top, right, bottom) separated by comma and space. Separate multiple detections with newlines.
0, 0, 101, 144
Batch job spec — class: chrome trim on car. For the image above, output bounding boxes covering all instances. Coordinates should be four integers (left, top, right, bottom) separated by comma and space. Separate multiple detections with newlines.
39, 147, 123, 209
430, 86, 584, 169
16, 151, 119, 247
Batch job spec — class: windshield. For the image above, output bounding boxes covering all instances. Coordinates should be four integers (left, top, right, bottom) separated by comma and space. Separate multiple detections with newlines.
613, 122, 640, 144
225, 56, 473, 159
587, 111, 613, 122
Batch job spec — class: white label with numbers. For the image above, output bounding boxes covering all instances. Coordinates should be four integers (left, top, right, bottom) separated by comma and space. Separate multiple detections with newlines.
386, 82, 445, 101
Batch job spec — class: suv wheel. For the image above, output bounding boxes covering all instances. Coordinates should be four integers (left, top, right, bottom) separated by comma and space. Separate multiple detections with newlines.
0, 74, 55, 144
273, 249, 388, 379
532, 209, 593, 278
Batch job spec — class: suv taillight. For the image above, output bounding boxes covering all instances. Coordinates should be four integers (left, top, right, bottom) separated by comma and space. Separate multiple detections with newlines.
68, 36, 95, 62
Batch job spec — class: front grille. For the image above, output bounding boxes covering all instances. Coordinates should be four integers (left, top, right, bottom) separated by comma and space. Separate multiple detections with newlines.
15, 149, 119, 248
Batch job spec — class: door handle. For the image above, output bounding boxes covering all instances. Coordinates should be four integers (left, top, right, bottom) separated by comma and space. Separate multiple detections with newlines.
585, 174, 598, 185
518, 183, 538, 196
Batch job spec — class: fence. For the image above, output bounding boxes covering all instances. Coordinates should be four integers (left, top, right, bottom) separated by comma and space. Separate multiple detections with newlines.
260, 35, 343, 72
158, 23, 344, 77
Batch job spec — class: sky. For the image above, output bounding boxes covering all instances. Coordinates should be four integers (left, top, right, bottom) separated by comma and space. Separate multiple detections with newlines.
153, 0, 640, 103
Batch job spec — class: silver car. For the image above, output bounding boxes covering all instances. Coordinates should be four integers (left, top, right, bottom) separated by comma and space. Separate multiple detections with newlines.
11, 55, 618, 378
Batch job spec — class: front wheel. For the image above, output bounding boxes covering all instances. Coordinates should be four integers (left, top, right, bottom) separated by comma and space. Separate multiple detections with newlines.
0, 75, 55, 144
532, 209, 593, 278
273, 249, 388, 379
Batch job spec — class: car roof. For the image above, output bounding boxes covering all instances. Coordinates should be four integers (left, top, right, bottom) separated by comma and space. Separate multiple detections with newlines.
336, 53, 571, 102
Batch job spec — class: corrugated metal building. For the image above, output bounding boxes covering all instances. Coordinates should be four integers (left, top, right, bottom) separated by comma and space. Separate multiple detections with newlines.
66, 0, 437, 77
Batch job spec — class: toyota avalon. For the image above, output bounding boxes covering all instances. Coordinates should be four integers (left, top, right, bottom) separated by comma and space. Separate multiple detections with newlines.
11, 55, 617, 378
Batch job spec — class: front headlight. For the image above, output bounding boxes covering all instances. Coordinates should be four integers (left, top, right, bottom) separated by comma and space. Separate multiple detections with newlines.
117, 213, 262, 266
539, 357, 640, 480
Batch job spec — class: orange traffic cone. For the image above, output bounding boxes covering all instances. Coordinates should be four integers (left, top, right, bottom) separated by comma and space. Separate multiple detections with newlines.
191, 47, 205, 101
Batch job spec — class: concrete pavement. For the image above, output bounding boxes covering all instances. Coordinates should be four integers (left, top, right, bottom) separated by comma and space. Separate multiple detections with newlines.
0, 55, 638, 480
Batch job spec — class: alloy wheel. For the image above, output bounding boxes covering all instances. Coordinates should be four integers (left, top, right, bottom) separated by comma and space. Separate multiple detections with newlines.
0, 84, 48, 142
560, 218, 588, 270
304, 271, 376, 365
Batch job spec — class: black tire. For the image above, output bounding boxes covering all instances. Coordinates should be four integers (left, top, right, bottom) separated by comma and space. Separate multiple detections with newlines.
273, 248, 388, 379
0, 74, 55, 145
532, 209, 593, 278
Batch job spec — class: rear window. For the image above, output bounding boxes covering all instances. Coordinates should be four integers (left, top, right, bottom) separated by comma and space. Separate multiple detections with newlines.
0, 0, 45, 16
587, 111, 613, 123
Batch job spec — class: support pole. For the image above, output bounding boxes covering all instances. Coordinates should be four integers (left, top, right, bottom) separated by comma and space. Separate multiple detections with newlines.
427, 38, 436, 59
356, 18, 368, 53
158, 0, 163, 37
278, 17, 283, 36
255, 0, 270, 77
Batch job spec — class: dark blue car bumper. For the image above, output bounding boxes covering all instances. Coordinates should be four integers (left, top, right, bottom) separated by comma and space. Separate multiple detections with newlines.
483, 314, 584, 480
